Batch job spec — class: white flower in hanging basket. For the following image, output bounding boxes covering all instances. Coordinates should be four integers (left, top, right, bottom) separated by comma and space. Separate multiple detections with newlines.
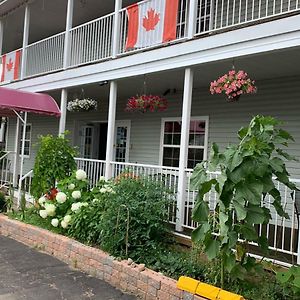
67, 98, 98, 112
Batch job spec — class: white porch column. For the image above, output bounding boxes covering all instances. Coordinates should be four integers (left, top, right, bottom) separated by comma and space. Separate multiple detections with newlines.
105, 81, 118, 180
59, 89, 68, 136
12, 117, 21, 187
112, 0, 122, 58
187, 0, 198, 38
63, 0, 74, 69
176, 68, 194, 232
0, 19, 4, 55
20, 4, 30, 79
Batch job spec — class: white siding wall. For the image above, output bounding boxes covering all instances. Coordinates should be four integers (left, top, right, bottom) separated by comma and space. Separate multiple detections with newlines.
6, 76, 300, 178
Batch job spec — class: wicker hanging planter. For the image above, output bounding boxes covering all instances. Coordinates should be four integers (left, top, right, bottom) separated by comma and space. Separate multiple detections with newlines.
67, 98, 98, 112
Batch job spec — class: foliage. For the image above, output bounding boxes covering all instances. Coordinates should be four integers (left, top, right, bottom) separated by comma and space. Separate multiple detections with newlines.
0, 192, 6, 212
126, 94, 168, 113
31, 134, 77, 199
276, 266, 300, 297
99, 177, 172, 258
191, 115, 298, 287
210, 69, 257, 100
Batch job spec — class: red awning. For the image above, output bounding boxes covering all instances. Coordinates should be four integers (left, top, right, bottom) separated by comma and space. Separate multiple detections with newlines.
0, 86, 61, 117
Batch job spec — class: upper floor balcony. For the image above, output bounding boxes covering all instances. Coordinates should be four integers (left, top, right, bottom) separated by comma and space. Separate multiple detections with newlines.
0, 0, 299, 84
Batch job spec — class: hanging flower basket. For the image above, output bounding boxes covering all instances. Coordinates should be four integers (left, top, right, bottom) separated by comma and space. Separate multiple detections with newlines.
210, 70, 257, 102
67, 98, 98, 112
125, 94, 168, 113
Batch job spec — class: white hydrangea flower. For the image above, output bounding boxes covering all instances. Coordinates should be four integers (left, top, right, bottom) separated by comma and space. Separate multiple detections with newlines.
39, 210, 48, 219
38, 196, 46, 206
68, 183, 75, 190
82, 202, 88, 207
56, 192, 67, 204
51, 218, 59, 227
71, 202, 82, 212
99, 187, 107, 193
64, 215, 72, 224
76, 169, 87, 181
44, 203, 56, 217
99, 176, 106, 182
61, 220, 68, 229
106, 187, 114, 193
72, 190, 81, 199
92, 198, 99, 203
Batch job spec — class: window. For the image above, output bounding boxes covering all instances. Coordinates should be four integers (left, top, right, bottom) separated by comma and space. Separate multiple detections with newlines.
19, 124, 32, 156
161, 118, 208, 169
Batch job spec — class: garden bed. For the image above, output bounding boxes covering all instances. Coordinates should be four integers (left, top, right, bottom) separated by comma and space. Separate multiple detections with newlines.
0, 214, 204, 300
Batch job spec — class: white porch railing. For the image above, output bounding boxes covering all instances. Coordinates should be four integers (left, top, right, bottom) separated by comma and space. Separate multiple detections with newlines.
75, 157, 106, 188
25, 32, 65, 77
73, 157, 300, 265
0, 151, 15, 188
69, 13, 114, 67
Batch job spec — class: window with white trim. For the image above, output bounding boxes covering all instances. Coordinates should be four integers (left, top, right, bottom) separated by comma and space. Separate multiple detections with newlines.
19, 124, 32, 156
161, 118, 208, 168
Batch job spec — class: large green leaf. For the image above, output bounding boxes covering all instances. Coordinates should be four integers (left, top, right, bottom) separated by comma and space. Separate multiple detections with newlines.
233, 200, 247, 221
224, 252, 236, 272
235, 180, 263, 205
239, 224, 258, 241
245, 205, 266, 224
205, 238, 220, 260
198, 179, 217, 199
190, 163, 207, 189
192, 199, 209, 222
191, 222, 210, 243
219, 212, 229, 238
276, 270, 292, 284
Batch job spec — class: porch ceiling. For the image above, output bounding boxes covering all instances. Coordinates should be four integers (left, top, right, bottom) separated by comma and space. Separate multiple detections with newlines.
58, 46, 300, 104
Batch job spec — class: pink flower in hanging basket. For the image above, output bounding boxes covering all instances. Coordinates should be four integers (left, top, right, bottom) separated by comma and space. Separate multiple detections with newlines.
125, 95, 168, 113
210, 70, 257, 101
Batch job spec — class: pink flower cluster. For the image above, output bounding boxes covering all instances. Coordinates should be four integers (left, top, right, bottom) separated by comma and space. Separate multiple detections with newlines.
210, 70, 257, 100
125, 94, 168, 113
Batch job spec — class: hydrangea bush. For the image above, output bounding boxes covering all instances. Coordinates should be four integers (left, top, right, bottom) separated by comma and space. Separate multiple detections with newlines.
37, 169, 91, 229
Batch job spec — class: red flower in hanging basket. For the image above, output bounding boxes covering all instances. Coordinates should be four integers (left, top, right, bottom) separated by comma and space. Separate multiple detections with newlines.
125, 94, 168, 113
210, 70, 257, 101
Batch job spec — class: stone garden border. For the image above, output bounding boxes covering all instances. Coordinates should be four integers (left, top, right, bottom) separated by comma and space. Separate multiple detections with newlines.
0, 215, 206, 300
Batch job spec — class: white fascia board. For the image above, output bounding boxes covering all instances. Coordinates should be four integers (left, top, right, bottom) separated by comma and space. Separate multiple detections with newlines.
5, 14, 300, 93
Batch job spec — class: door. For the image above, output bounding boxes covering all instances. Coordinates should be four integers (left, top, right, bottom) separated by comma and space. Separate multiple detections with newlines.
114, 121, 131, 162
80, 126, 94, 159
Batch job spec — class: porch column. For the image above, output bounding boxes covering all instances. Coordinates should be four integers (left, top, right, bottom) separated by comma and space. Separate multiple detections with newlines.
63, 0, 74, 69
176, 68, 194, 232
0, 19, 4, 55
59, 89, 68, 136
20, 4, 30, 79
112, 0, 122, 58
105, 81, 118, 180
187, 0, 198, 38
12, 117, 21, 187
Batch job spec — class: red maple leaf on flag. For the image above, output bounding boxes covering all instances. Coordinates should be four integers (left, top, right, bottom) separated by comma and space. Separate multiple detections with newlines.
143, 8, 160, 31
6, 58, 14, 72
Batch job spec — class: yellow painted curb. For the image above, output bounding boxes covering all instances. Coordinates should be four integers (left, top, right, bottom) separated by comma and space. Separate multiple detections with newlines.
177, 276, 200, 294
177, 276, 245, 300
196, 282, 221, 299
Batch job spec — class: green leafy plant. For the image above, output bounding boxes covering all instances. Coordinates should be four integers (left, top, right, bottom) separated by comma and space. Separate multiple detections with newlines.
276, 266, 300, 297
191, 115, 298, 287
0, 191, 6, 212
31, 133, 77, 199
99, 177, 172, 259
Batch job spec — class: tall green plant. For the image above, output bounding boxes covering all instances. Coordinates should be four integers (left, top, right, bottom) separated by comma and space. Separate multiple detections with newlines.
31, 134, 77, 199
190, 116, 298, 287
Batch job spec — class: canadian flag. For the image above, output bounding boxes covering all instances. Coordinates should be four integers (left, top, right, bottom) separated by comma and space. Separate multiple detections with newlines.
126, 0, 179, 50
0, 50, 21, 82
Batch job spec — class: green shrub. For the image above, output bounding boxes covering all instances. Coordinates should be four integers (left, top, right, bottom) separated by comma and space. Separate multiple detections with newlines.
99, 178, 172, 258
0, 192, 6, 212
31, 134, 77, 199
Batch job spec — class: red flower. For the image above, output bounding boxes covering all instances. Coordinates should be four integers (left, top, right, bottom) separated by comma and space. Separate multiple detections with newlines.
45, 188, 58, 200
125, 95, 168, 113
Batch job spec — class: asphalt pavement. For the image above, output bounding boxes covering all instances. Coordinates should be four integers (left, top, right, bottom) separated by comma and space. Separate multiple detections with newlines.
0, 235, 136, 300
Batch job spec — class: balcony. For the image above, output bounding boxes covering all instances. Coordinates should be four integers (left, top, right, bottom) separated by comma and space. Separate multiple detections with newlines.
0, 0, 299, 83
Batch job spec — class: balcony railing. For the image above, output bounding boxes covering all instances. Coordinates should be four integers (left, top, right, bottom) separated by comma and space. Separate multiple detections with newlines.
0, 0, 299, 81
